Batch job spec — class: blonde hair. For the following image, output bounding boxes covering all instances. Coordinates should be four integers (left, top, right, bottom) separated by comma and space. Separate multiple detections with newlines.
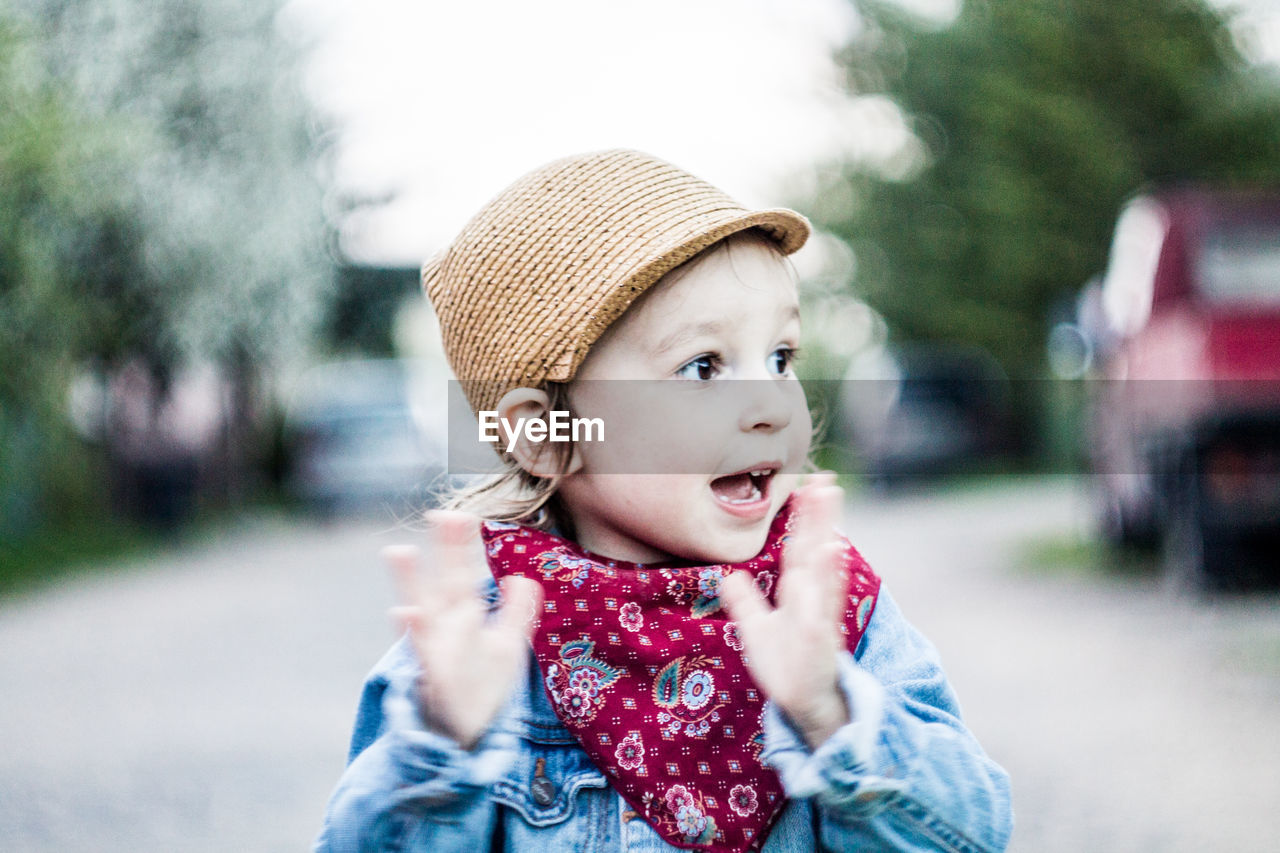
438, 382, 579, 536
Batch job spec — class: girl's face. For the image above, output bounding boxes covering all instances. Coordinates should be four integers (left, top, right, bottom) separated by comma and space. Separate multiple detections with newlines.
555, 234, 811, 564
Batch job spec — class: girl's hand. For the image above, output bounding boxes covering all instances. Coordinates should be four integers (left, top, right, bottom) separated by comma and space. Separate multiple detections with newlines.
383, 510, 542, 750
721, 472, 851, 750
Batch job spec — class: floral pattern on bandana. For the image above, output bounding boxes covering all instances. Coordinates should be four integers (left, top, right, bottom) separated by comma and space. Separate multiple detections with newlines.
653, 655, 723, 739
722, 622, 743, 651
542, 639, 621, 723
619, 601, 644, 632
639, 784, 720, 845
536, 548, 602, 588
483, 497, 881, 853
615, 731, 646, 771
661, 566, 725, 617
729, 784, 759, 817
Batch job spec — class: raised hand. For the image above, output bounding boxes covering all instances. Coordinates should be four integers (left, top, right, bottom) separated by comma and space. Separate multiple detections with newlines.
720, 472, 852, 749
383, 510, 542, 750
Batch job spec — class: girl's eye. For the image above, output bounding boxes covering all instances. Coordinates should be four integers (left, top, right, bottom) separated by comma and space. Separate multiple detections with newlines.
769, 347, 797, 376
676, 354, 720, 381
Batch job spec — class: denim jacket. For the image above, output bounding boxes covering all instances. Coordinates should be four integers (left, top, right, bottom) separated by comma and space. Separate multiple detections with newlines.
313, 582, 1012, 852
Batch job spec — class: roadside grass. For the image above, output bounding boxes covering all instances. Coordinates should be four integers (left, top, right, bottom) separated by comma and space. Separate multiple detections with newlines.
1014, 531, 1159, 579
923, 470, 1074, 497
0, 490, 302, 600
809, 445, 1066, 498
0, 516, 162, 599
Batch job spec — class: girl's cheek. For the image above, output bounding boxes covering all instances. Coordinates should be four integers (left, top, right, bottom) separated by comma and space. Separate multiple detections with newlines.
790, 406, 814, 460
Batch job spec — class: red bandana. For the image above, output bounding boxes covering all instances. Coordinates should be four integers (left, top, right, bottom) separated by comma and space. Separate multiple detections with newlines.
482, 500, 881, 853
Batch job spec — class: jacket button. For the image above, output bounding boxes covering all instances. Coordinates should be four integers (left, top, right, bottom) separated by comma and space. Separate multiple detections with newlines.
531, 757, 556, 807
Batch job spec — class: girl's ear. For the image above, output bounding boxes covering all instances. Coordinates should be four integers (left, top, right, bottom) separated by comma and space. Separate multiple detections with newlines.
494, 387, 583, 478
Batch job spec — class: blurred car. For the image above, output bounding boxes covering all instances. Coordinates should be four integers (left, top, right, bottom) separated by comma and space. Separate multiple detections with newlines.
840, 343, 1015, 487
282, 358, 447, 516
1077, 189, 1280, 588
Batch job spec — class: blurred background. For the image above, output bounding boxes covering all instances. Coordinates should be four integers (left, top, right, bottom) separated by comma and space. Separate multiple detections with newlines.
2, 0, 1280, 849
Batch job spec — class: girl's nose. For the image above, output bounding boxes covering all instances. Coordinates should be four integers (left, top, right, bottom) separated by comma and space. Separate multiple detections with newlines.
736, 379, 795, 433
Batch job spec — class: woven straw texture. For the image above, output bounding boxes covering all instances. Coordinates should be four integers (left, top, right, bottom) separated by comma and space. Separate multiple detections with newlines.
421, 149, 810, 414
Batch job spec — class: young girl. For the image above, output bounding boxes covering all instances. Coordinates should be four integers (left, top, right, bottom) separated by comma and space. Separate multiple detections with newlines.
313, 150, 1012, 852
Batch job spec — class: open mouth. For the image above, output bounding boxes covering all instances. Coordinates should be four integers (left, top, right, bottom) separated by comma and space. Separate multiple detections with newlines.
709, 465, 777, 507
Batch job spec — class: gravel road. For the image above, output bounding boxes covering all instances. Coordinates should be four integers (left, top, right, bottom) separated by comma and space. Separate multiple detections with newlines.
1, 477, 1277, 851
847, 479, 1280, 853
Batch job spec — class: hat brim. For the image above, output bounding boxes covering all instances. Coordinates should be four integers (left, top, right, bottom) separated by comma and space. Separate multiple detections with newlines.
545, 207, 810, 382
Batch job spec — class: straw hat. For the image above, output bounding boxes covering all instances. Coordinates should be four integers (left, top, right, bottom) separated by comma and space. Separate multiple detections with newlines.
422, 149, 810, 414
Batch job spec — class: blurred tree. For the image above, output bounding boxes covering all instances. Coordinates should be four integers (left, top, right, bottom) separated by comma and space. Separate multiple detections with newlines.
327, 265, 421, 356
0, 15, 118, 532
812, 0, 1280, 376
13, 0, 331, 374
2, 0, 331, 529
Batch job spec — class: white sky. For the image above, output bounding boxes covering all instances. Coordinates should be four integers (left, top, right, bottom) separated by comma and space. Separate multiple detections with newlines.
280, 0, 1280, 267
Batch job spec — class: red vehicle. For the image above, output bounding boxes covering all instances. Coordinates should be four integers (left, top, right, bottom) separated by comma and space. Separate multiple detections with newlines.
1082, 189, 1280, 588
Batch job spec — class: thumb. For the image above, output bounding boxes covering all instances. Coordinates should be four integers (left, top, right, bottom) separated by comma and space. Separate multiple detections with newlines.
496, 576, 542, 641
720, 571, 771, 625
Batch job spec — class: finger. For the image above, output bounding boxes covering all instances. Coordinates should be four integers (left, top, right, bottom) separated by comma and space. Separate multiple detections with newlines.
779, 484, 843, 617
827, 541, 851, 597
786, 484, 842, 566
721, 571, 773, 625
805, 470, 837, 490
425, 510, 480, 569
496, 576, 542, 641
777, 539, 844, 623
389, 604, 424, 634
810, 540, 850, 623
788, 470, 835, 522
388, 605, 435, 668
425, 509, 484, 605
802, 485, 842, 539
383, 544, 426, 608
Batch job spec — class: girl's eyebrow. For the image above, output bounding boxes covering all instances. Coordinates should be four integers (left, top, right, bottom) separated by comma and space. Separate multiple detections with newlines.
652, 320, 724, 356
650, 305, 800, 356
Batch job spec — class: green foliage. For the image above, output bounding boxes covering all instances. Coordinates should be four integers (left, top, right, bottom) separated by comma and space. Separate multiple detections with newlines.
0, 2, 332, 533
0, 511, 159, 598
0, 15, 116, 529
1, 21, 70, 399
814, 0, 1280, 375
12, 0, 332, 369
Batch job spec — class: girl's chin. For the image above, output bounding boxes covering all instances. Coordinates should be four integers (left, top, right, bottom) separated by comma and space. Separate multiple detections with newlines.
689, 528, 773, 565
